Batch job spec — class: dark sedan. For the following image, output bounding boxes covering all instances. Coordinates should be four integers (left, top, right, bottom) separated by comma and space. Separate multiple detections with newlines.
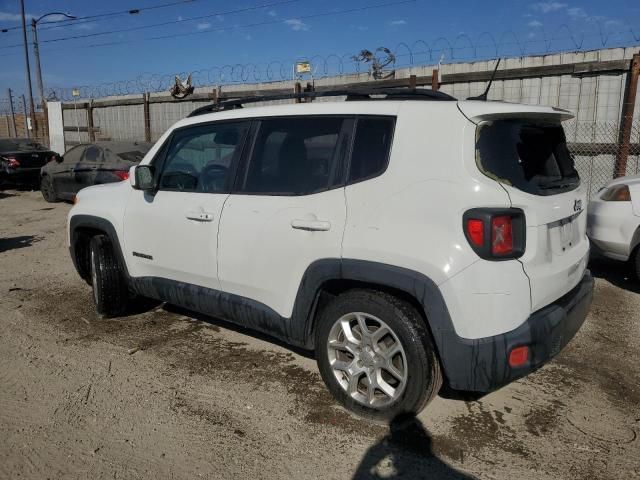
40, 141, 153, 202
0, 138, 58, 187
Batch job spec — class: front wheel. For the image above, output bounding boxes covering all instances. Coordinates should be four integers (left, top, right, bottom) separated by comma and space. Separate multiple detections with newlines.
315, 289, 442, 421
90, 235, 128, 317
40, 175, 59, 203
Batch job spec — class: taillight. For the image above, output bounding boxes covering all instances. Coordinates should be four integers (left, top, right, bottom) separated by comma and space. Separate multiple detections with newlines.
508, 346, 530, 368
491, 216, 513, 256
463, 208, 525, 260
466, 219, 484, 247
7, 157, 20, 168
114, 170, 129, 181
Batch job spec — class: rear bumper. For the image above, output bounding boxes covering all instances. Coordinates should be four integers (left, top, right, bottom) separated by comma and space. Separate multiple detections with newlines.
440, 270, 593, 392
1, 167, 41, 183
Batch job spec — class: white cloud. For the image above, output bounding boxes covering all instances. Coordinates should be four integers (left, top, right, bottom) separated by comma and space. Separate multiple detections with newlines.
530, 2, 567, 13
567, 7, 587, 18
268, 10, 277, 17
284, 18, 309, 31
389, 19, 407, 26
197, 22, 211, 30
528, 20, 543, 27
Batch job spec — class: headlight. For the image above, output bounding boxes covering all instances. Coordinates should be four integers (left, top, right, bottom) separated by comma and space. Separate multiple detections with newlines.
601, 184, 631, 202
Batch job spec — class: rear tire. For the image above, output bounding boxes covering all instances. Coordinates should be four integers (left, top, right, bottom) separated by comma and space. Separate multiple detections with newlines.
633, 246, 640, 281
315, 289, 442, 421
40, 175, 58, 203
89, 235, 128, 317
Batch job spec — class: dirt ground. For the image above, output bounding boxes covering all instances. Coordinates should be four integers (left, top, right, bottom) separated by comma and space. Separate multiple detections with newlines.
1, 189, 639, 480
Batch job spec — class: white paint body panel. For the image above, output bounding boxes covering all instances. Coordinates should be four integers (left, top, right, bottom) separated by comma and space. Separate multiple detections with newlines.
587, 176, 640, 261
69, 98, 587, 342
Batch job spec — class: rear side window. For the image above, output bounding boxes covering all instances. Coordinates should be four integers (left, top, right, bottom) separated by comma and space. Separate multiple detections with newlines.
476, 120, 579, 196
241, 117, 344, 195
348, 117, 395, 184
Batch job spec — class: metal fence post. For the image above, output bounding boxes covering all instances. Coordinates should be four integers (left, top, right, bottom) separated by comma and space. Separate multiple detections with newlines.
20, 94, 29, 137
88, 100, 95, 142
6, 88, 17, 137
143, 93, 151, 142
615, 52, 640, 178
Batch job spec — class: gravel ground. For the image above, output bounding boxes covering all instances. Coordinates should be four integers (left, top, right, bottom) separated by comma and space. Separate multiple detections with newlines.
1, 189, 639, 480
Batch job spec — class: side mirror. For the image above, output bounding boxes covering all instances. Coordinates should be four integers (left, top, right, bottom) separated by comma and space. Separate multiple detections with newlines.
131, 165, 156, 192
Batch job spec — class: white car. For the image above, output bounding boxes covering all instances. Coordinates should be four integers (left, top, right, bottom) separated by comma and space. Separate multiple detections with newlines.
587, 175, 640, 278
67, 89, 593, 420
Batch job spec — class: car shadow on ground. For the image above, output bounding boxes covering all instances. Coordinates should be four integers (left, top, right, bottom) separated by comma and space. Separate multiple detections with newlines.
352, 416, 474, 479
589, 257, 639, 294
0, 235, 40, 254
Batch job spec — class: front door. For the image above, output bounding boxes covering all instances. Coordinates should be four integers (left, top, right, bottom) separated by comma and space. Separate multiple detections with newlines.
123, 121, 249, 289
52, 145, 85, 198
218, 116, 350, 318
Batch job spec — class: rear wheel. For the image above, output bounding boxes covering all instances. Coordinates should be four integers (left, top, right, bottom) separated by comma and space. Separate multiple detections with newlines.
633, 246, 640, 281
89, 235, 128, 317
315, 289, 442, 420
40, 175, 58, 203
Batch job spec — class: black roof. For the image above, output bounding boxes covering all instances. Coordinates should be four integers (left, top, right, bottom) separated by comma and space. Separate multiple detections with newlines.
188, 87, 456, 118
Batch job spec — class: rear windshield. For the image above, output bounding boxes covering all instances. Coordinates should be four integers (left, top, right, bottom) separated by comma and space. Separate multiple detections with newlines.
476, 119, 579, 196
0, 139, 47, 152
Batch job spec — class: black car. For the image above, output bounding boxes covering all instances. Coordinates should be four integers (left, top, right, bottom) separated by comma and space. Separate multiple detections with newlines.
40, 141, 153, 202
0, 138, 58, 187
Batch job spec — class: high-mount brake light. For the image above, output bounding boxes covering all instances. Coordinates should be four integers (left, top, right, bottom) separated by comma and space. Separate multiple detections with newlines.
463, 208, 525, 260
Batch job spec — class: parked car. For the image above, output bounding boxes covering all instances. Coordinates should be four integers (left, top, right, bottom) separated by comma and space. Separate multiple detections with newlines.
587, 175, 640, 278
0, 138, 58, 187
40, 141, 153, 202
67, 90, 593, 420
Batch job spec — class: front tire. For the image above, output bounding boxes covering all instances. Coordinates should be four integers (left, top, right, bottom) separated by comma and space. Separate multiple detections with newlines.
315, 289, 442, 421
89, 235, 128, 317
40, 175, 58, 203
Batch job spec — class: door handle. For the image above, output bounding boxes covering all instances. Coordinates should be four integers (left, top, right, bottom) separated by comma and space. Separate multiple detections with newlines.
185, 211, 214, 222
291, 219, 331, 231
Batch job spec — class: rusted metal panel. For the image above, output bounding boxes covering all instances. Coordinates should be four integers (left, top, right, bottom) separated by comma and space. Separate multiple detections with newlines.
615, 53, 640, 177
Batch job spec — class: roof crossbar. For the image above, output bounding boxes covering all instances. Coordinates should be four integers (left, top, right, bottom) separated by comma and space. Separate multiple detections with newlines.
187, 87, 456, 117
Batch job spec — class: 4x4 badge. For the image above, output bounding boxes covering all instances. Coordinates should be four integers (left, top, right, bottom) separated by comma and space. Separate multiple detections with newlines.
574, 199, 582, 212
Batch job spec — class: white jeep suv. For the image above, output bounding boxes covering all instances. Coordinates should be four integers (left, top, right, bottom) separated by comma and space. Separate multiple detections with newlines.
68, 89, 593, 419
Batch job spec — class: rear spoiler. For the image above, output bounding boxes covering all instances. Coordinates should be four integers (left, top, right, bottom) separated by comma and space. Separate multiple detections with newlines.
457, 100, 574, 124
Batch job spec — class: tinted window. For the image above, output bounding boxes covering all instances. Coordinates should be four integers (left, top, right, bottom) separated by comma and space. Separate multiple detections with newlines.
63, 146, 85, 164
476, 120, 580, 196
348, 117, 395, 184
83, 146, 102, 162
242, 117, 343, 195
159, 122, 246, 193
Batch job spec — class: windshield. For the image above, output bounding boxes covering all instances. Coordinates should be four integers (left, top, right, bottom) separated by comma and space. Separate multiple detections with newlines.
476, 119, 580, 196
0, 139, 48, 152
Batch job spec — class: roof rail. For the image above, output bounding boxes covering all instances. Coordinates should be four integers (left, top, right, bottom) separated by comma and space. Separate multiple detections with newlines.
187, 87, 456, 117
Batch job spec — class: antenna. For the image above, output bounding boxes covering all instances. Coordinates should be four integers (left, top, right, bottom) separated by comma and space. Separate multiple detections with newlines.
467, 58, 501, 101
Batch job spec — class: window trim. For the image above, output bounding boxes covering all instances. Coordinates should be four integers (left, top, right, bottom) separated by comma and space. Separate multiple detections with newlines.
345, 115, 397, 186
150, 119, 251, 195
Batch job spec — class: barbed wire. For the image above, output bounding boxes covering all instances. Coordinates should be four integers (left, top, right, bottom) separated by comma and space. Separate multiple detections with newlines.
2, 23, 640, 104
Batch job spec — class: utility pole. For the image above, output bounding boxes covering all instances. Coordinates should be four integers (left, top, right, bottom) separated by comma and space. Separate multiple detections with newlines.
19, 0, 36, 139
6, 88, 17, 137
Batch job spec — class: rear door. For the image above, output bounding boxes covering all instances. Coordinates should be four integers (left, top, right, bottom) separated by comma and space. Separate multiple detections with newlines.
217, 116, 349, 318
475, 118, 589, 311
72, 144, 102, 192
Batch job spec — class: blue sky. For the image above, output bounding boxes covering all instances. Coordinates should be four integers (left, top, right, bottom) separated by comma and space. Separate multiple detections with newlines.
0, 0, 639, 101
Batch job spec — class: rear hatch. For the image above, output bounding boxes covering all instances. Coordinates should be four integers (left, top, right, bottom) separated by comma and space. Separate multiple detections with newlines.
460, 102, 589, 312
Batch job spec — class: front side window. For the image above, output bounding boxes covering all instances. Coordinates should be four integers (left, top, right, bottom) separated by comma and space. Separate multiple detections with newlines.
476, 119, 580, 196
241, 117, 344, 195
159, 122, 247, 193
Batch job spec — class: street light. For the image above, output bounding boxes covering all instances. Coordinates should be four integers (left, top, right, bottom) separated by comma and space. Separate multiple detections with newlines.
32, 12, 77, 113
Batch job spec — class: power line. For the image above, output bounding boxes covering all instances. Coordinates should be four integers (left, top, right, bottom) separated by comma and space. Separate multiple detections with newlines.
0, 0, 300, 49
0, 0, 201, 33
